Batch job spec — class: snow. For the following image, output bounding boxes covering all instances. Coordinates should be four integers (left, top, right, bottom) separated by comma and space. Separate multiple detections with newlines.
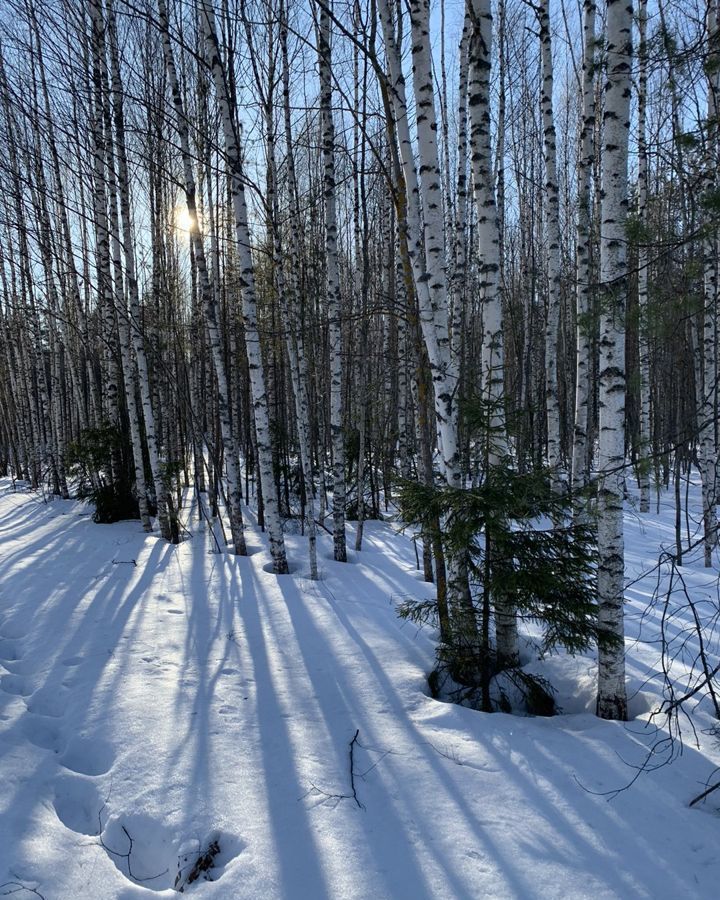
1, 477, 719, 899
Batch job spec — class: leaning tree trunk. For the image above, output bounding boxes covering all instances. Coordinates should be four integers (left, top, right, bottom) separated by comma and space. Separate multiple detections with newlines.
596, 0, 632, 721
378, 0, 479, 656
199, 0, 289, 574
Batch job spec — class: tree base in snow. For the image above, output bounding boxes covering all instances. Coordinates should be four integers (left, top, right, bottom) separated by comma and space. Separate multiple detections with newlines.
429, 660, 557, 717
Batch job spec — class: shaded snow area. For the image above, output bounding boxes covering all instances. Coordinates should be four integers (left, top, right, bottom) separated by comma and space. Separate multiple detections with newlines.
1, 478, 719, 899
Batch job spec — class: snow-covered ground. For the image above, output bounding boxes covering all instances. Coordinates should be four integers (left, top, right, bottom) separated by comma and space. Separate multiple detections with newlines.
0, 477, 719, 899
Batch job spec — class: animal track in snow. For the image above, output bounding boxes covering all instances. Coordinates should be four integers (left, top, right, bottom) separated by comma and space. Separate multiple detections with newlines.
59, 736, 115, 776
3, 658, 39, 676
0, 638, 21, 661
100, 813, 245, 893
0, 674, 33, 696
0, 621, 29, 640
22, 715, 67, 753
61, 655, 84, 667
26, 688, 68, 718
52, 774, 103, 835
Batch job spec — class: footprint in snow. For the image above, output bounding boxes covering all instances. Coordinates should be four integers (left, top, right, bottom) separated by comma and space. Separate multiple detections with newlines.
0, 621, 30, 640
52, 774, 104, 835
102, 814, 245, 893
0, 638, 21, 661
26, 688, 68, 718
22, 714, 67, 754
0, 674, 33, 697
61, 655, 84, 667
59, 735, 115, 776
3, 657, 39, 676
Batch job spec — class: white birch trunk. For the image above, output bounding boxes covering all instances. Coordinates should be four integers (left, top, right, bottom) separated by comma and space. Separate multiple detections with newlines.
538, 0, 562, 486
314, 1, 347, 562
467, 0, 517, 666
596, 0, 632, 721
377, 0, 461, 485
199, 0, 289, 574
572, 0, 597, 504
637, 0, 651, 513
700, 2, 719, 566
467, 0, 507, 460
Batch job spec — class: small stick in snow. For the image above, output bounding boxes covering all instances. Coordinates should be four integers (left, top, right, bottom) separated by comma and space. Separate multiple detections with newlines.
98, 817, 168, 884
300, 729, 366, 810
690, 772, 720, 808
348, 729, 364, 809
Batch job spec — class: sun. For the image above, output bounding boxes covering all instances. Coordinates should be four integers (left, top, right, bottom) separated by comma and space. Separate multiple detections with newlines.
173, 204, 198, 234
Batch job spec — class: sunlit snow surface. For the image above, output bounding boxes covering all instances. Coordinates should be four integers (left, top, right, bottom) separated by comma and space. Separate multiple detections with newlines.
0, 477, 718, 898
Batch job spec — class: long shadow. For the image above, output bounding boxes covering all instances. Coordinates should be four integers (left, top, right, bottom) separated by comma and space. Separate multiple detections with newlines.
161, 535, 244, 817
234, 564, 333, 899
0, 491, 176, 875
280, 565, 715, 898
273, 573, 529, 898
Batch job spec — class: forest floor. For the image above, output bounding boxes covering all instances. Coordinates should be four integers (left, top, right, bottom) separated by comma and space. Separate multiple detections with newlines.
0, 476, 719, 899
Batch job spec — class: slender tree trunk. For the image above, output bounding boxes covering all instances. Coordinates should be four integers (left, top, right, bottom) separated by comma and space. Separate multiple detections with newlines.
199, 0, 289, 573
572, 0, 597, 506
596, 0, 632, 721
314, 1, 347, 562
538, 0, 562, 487
158, 0, 247, 555
700, 2, 719, 566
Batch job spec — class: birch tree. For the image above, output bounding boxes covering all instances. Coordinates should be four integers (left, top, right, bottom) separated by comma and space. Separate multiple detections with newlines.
572, 0, 596, 502
314, 0, 347, 562
596, 0, 633, 721
199, 0, 289, 574
537, 0, 563, 486
636, 0, 651, 514
699, 0, 719, 565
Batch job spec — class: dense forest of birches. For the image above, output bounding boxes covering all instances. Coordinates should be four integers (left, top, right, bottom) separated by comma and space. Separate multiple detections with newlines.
0, 0, 717, 721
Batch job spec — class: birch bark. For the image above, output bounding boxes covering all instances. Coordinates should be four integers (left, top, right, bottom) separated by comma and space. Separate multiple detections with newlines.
314, 1, 347, 561
199, 0, 289, 573
596, 0, 632, 721
700, 2, 719, 566
538, 0, 562, 485
572, 0, 596, 501
636, 0, 651, 513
